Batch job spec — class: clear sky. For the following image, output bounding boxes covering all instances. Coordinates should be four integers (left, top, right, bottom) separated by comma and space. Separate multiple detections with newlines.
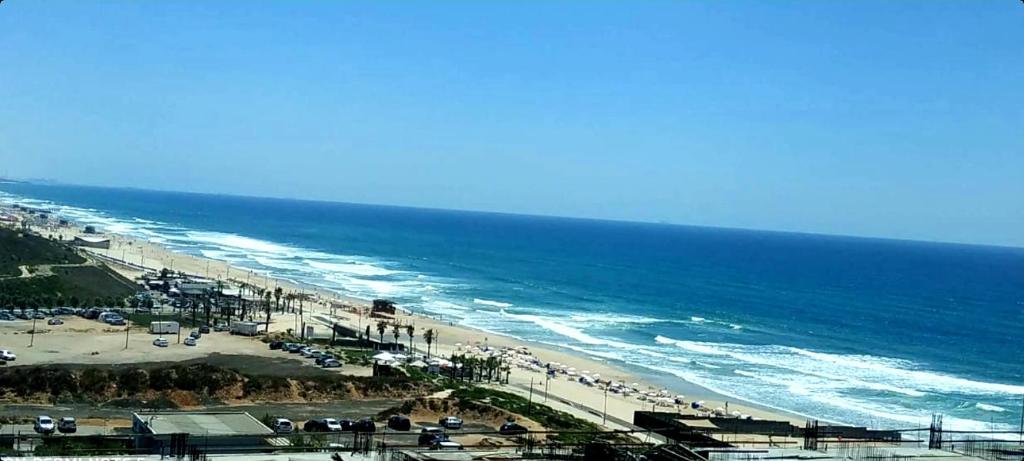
1, 1, 1021, 247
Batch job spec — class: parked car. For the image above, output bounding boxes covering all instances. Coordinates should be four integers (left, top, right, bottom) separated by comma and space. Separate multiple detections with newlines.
309, 350, 324, 359
337, 419, 354, 432
189, 330, 201, 339
134, 307, 152, 314
34, 415, 56, 434
32, 312, 46, 320
0, 350, 16, 361
321, 358, 342, 368
108, 317, 127, 326
269, 341, 284, 350
352, 418, 376, 433
304, 418, 343, 432
315, 354, 335, 365
272, 418, 294, 434
213, 322, 229, 332
303, 419, 327, 432
47, 318, 64, 326
286, 343, 305, 353
418, 427, 448, 446
323, 418, 343, 432
152, 338, 169, 347
57, 417, 77, 434
498, 422, 529, 435
184, 337, 198, 346
439, 416, 463, 430
300, 348, 319, 358
15, 312, 30, 320
199, 325, 211, 334
387, 415, 411, 431
430, 440, 464, 451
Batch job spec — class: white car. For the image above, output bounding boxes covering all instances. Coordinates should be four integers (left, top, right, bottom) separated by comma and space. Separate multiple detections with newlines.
34, 415, 56, 434
439, 416, 463, 429
0, 350, 16, 361
273, 418, 294, 434
300, 348, 319, 358
184, 337, 198, 346
47, 318, 64, 326
152, 338, 169, 347
323, 418, 342, 432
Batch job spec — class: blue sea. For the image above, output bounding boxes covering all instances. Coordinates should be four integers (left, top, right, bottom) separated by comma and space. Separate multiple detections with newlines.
2, 183, 1022, 432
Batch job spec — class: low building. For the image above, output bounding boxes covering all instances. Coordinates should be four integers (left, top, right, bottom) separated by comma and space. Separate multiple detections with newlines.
73, 235, 111, 249
131, 411, 286, 454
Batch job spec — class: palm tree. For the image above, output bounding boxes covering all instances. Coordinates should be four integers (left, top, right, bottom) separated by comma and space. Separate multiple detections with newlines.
376, 321, 387, 346
391, 323, 400, 351
364, 325, 371, 348
273, 287, 283, 313
424, 329, 435, 358
406, 324, 415, 353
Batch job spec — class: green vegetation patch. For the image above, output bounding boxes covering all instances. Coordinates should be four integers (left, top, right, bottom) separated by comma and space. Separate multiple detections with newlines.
0, 266, 135, 308
451, 386, 635, 444
0, 228, 85, 276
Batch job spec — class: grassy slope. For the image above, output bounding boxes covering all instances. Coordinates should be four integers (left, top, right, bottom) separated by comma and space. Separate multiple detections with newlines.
0, 266, 136, 302
0, 228, 85, 276
451, 386, 635, 444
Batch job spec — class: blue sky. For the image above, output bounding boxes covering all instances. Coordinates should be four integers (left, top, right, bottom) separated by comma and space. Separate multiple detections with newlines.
1, 1, 1021, 247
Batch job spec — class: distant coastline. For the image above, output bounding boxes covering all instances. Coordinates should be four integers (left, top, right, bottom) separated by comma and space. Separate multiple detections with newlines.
2, 182, 1022, 432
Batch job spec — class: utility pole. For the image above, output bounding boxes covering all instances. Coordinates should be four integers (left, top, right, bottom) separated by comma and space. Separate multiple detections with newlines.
124, 314, 131, 349
29, 316, 37, 347
603, 386, 609, 425
527, 377, 534, 416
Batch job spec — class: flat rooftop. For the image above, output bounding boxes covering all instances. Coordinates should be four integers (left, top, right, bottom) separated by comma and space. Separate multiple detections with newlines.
134, 412, 273, 436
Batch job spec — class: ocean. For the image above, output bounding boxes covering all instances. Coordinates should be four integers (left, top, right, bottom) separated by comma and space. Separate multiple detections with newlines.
2, 182, 1022, 432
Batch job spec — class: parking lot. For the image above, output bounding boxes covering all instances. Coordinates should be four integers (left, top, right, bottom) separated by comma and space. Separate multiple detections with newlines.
0, 311, 366, 376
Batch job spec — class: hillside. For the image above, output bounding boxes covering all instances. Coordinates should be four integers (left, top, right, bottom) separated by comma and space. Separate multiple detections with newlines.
0, 228, 85, 276
0, 228, 135, 307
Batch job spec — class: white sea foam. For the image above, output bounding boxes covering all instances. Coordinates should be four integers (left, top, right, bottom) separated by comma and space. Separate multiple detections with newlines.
473, 298, 513, 308
569, 313, 663, 325
186, 231, 294, 255
306, 260, 401, 277
975, 403, 1006, 412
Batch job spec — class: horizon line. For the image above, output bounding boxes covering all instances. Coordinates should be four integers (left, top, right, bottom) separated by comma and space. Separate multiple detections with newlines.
2, 177, 1022, 252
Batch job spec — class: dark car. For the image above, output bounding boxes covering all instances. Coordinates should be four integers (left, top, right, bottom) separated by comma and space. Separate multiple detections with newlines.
314, 354, 335, 365
418, 426, 448, 446
83, 309, 101, 320
303, 419, 327, 432
57, 417, 77, 434
499, 422, 529, 436
352, 418, 376, 433
387, 415, 411, 431
286, 343, 305, 353
190, 330, 201, 339
337, 419, 354, 432
199, 325, 211, 334
269, 341, 284, 350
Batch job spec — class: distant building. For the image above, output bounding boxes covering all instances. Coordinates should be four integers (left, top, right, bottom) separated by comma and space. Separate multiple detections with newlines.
73, 235, 111, 249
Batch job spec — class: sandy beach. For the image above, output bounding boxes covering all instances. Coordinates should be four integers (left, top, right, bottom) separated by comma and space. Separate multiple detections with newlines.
30, 223, 805, 431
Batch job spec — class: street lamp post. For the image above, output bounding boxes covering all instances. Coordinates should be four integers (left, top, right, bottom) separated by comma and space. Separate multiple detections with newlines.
124, 314, 131, 349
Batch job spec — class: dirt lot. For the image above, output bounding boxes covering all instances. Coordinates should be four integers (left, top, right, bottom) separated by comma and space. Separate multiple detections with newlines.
0, 316, 370, 377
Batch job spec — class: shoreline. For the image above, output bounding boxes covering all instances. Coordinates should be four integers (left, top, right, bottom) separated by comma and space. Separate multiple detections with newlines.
24, 223, 813, 429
